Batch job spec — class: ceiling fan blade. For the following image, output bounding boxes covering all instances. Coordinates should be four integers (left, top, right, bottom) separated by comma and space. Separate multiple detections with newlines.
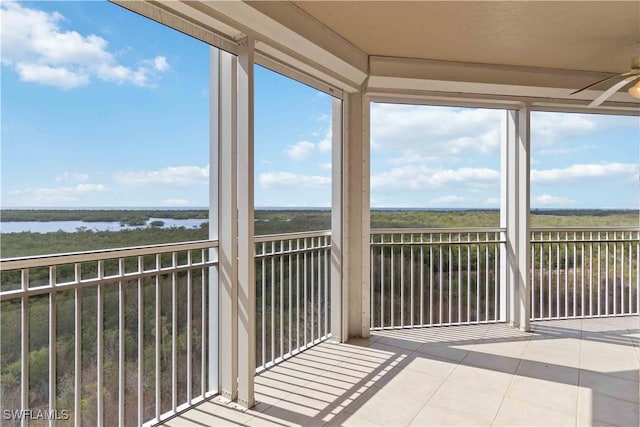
589, 75, 640, 107
570, 71, 637, 95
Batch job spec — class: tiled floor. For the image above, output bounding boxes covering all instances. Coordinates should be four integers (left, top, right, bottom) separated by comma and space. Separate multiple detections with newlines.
161, 316, 639, 426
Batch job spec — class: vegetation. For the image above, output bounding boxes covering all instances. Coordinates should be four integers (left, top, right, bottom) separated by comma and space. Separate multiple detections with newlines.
0, 226, 209, 259
1, 209, 637, 259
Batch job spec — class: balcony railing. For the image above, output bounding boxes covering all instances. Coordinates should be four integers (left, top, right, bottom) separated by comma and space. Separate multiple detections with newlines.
255, 231, 331, 372
370, 228, 506, 329
0, 240, 218, 426
369, 227, 640, 328
531, 227, 640, 320
1, 226, 638, 426
0, 232, 332, 426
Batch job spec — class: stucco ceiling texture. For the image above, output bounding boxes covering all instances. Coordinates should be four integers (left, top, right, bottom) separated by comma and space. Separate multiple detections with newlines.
292, 1, 640, 74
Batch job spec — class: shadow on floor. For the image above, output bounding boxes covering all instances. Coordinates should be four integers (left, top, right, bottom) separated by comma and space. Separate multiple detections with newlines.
160, 316, 639, 426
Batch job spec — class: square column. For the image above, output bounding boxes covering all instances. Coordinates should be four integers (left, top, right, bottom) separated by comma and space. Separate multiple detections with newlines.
208, 47, 220, 397
336, 90, 371, 339
212, 47, 238, 401
503, 106, 531, 331
236, 35, 256, 409
331, 97, 348, 342
516, 104, 531, 331
211, 39, 256, 409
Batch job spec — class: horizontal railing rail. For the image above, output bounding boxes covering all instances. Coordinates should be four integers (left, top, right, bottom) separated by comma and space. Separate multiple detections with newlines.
530, 226, 640, 234
0, 239, 218, 270
530, 227, 639, 320
254, 229, 331, 243
0, 240, 218, 427
254, 231, 331, 372
373, 227, 506, 235
370, 228, 506, 329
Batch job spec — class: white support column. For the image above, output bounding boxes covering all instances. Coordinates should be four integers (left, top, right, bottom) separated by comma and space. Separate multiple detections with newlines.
505, 110, 519, 326
208, 47, 220, 395
499, 111, 508, 322
504, 105, 532, 331
216, 48, 238, 400
517, 104, 531, 331
343, 90, 371, 339
331, 97, 348, 342
361, 97, 371, 338
236, 35, 256, 409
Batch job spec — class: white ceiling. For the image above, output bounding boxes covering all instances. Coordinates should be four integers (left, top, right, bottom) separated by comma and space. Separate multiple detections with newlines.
116, 0, 640, 108
291, 1, 640, 74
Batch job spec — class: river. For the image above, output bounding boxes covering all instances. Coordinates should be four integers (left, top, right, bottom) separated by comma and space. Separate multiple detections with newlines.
0, 218, 208, 233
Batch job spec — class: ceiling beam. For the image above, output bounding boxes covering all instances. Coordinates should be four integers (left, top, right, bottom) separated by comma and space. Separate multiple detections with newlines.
369, 56, 640, 107
194, 0, 368, 90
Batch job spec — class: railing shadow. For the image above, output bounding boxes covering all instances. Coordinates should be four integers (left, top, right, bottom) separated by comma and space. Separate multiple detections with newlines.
160, 317, 639, 426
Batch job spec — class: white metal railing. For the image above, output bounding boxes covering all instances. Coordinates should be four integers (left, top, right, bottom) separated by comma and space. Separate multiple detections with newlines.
370, 228, 506, 329
254, 231, 331, 372
3, 226, 637, 424
0, 240, 218, 427
530, 227, 640, 320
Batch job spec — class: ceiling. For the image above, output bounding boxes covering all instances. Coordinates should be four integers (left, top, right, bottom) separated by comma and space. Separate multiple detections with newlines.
116, 0, 640, 108
291, 1, 640, 74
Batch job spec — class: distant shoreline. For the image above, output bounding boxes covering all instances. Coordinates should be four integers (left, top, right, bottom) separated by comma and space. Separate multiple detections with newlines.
1, 207, 637, 223
2, 209, 637, 256
2, 207, 638, 211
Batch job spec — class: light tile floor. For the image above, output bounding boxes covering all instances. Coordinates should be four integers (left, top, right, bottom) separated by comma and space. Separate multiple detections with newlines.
161, 316, 639, 426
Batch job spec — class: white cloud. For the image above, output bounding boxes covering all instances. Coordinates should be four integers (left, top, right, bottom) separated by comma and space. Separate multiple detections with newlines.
371, 166, 499, 192
285, 126, 332, 160
15, 63, 89, 89
55, 172, 89, 182
153, 56, 169, 72
531, 112, 598, 146
534, 194, 575, 205
259, 172, 330, 189
8, 183, 109, 204
431, 195, 465, 205
532, 112, 639, 147
319, 162, 332, 170
163, 198, 189, 206
317, 127, 332, 152
75, 183, 108, 192
114, 165, 209, 186
1, 1, 169, 89
371, 104, 503, 156
286, 141, 315, 161
531, 162, 638, 183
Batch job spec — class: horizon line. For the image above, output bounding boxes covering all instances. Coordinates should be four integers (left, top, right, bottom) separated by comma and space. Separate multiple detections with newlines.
1, 207, 638, 211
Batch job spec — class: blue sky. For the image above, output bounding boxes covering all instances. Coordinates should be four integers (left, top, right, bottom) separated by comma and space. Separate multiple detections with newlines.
1, 1, 639, 210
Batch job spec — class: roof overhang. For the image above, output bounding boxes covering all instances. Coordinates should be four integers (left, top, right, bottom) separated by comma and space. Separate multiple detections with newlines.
112, 1, 640, 114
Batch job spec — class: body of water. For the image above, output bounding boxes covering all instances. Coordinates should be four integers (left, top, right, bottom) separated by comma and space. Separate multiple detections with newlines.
0, 218, 208, 234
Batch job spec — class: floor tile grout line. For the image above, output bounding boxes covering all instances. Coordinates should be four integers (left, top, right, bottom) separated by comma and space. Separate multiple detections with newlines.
575, 318, 583, 427
489, 325, 534, 426
404, 346, 464, 426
